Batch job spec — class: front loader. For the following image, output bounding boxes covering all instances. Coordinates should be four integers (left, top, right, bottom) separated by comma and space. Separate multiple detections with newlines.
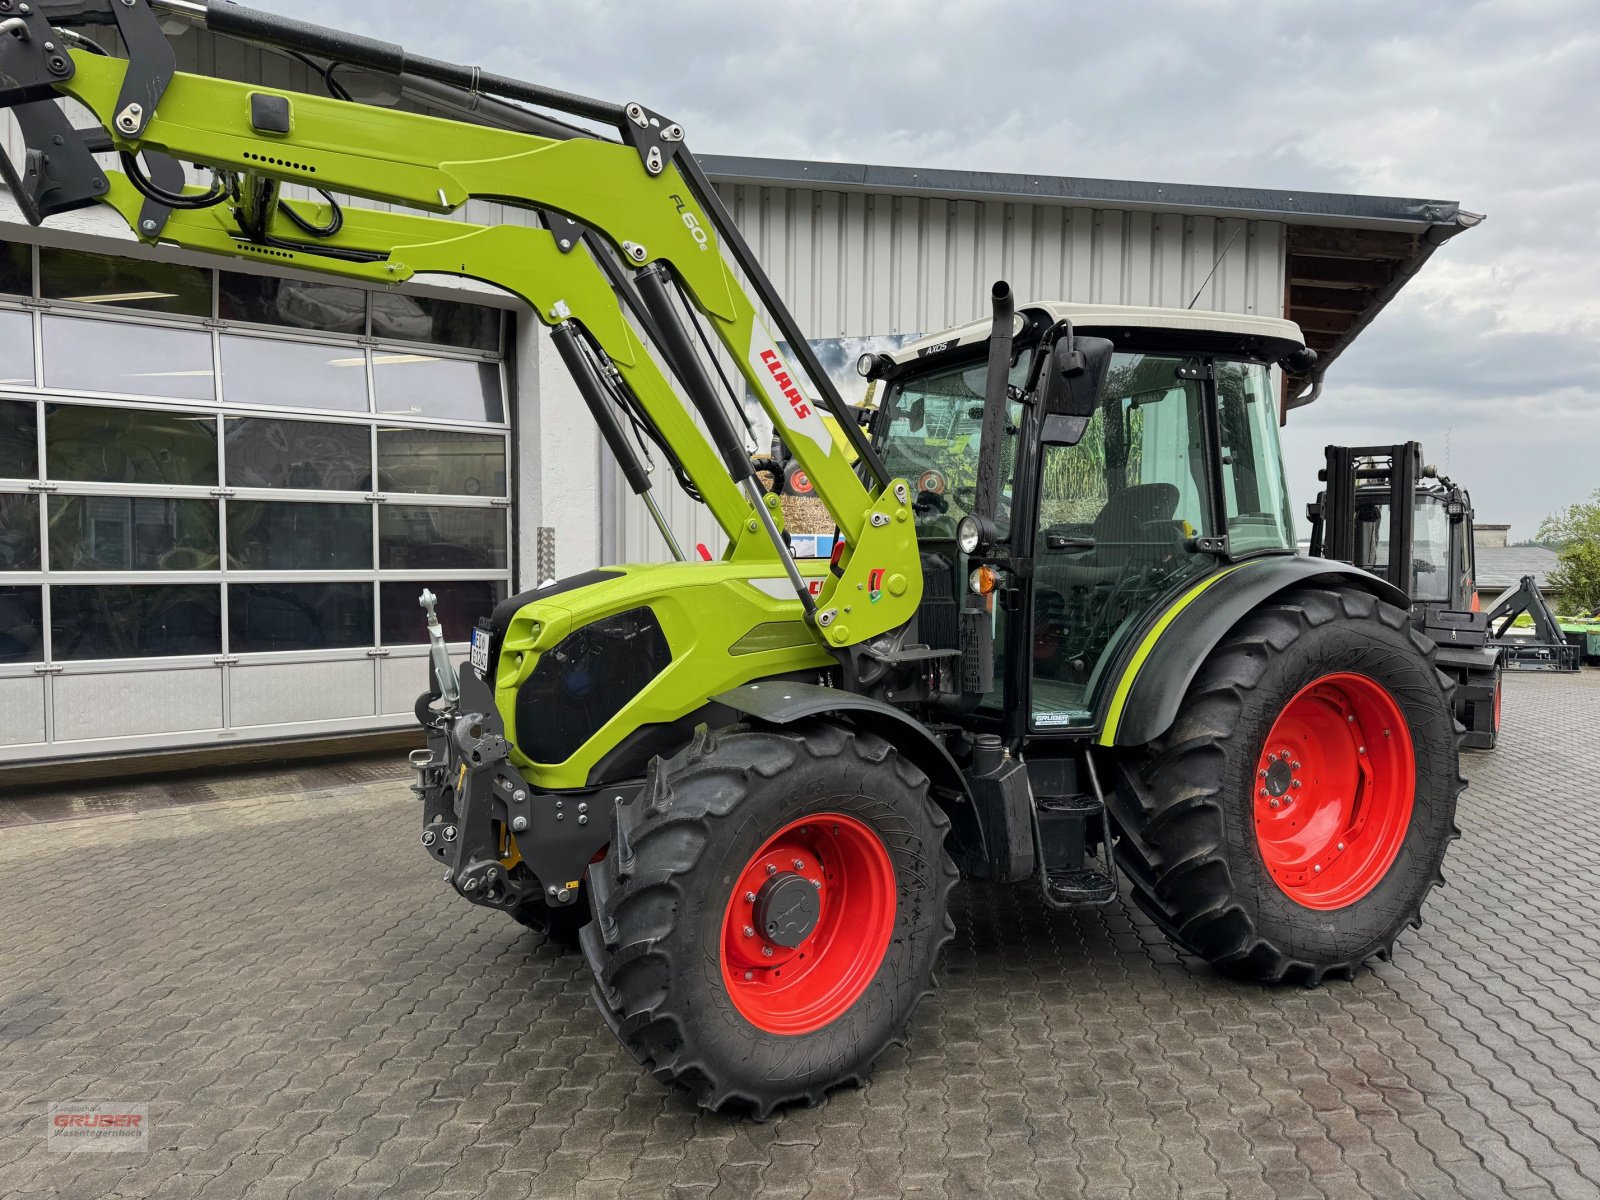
0, 0, 1464, 1118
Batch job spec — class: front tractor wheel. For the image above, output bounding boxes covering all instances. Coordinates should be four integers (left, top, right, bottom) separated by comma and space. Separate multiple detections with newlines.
581, 722, 956, 1117
1111, 586, 1463, 984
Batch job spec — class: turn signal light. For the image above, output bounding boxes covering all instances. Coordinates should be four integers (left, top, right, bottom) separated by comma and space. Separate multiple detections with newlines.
969, 565, 999, 595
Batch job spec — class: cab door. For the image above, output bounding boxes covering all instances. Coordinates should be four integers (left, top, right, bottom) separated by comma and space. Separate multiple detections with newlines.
1026, 353, 1216, 730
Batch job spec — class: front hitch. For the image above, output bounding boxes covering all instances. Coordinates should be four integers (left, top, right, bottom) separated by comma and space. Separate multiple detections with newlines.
408, 593, 618, 915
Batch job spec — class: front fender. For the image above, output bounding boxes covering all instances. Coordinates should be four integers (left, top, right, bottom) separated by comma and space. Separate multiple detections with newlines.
714, 680, 984, 860
1098, 555, 1408, 748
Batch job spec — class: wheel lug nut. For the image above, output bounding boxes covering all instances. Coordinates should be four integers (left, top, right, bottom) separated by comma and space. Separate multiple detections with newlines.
1258, 769, 1268, 779
1336, 842, 1345, 851
745, 891, 756, 903
1358, 746, 1366, 755
766, 864, 777, 875
761, 946, 773, 958
744, 971, 753, 981
1313, 864, 1322, 873
743, 925, 754, 937
792, 858, 805, 870
1269, 799, 1281, 810
1291, 780, 1302, 790
1291, 761, 1301, 771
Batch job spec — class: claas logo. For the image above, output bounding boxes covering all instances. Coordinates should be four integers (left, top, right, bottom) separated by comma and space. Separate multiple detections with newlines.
759, 349, 812, 422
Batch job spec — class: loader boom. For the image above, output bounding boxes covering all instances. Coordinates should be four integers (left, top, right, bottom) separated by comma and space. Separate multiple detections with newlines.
0, 0, 922, 646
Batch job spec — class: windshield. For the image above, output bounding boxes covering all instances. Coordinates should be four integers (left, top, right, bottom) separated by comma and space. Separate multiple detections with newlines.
877, 357, 1026, 539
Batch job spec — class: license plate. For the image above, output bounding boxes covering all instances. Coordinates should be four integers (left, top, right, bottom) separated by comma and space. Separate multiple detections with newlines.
470, 628, 490, 675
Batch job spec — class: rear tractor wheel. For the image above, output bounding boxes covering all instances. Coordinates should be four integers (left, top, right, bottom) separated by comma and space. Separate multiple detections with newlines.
581, 721, 956, 1117
1110, 586, 1463, 984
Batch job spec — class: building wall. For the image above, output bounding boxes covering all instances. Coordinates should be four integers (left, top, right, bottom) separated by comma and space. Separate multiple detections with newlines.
612, 186, 1287, 564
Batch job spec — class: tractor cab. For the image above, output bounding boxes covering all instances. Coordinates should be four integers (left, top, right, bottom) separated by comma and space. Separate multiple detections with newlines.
865, 301, 1312, 738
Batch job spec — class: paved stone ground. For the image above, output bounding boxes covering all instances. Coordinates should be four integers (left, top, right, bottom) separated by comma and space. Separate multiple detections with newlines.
3, 671, 1600, 1199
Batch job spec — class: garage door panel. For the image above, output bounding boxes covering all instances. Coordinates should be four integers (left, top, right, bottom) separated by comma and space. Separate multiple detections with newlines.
0, 675, 46, 746
381, 653, 430, 716
54, 667, 224, 741
231, 658, 377, 727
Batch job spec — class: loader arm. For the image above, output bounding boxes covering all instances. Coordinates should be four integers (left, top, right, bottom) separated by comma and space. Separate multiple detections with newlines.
0, 0, 922, 650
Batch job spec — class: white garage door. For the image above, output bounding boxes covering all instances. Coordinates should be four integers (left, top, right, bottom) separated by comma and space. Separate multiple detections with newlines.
0, 240, 514, 763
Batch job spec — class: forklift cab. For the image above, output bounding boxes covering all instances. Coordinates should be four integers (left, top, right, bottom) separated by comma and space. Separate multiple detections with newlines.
1353, 483, 1476, 611
869, 302, 1311, 738
1308, 442, 1477, 616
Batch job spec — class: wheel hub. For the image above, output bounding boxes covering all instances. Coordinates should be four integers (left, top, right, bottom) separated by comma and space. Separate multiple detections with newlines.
1263, 757, 1296, 798
754, 872, 820, 947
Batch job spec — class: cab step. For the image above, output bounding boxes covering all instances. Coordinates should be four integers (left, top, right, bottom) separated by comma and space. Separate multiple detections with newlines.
1043, 866, 1118, 906
1030, 754, 1119, 910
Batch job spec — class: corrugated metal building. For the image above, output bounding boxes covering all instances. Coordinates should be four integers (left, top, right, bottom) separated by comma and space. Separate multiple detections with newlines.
0, 29, 1476, 765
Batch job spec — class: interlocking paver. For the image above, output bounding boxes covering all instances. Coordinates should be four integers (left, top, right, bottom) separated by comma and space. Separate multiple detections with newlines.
1, 670, 1599, 1198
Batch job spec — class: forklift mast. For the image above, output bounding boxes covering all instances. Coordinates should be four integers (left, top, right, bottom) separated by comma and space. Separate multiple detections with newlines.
1307, 442, 1423, 598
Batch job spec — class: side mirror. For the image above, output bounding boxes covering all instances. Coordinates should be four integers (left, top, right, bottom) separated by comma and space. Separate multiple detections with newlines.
1038, 331, 1114, 445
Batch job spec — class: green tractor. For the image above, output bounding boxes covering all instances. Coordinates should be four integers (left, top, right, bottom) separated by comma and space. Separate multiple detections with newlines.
1, 0, 1463, 1118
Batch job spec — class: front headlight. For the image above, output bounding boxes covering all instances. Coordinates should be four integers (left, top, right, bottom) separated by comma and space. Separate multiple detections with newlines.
956, 515, 982, 555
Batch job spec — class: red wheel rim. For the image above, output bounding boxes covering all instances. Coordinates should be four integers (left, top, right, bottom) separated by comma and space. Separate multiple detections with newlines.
719, 813, 896, 1035
1252, 672, 1415, 910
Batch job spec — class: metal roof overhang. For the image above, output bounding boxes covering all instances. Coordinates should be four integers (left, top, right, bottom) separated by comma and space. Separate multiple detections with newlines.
699, 155, 1484, 407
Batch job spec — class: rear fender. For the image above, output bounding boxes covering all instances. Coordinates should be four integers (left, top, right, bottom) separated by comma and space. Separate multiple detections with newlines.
1099, 556, 1409, 748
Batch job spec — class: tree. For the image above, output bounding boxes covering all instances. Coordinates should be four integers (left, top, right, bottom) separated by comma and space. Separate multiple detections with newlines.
1537, 490, 1600, 616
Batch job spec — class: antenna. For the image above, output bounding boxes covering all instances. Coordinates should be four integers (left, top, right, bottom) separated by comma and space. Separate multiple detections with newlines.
1187, 225, 1244, 310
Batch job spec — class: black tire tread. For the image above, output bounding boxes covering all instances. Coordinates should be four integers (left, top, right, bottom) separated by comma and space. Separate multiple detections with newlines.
580, 720, 957, 1117
1107, 585, 1466, 986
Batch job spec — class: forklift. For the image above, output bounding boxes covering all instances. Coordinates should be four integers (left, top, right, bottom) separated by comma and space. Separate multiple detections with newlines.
0, 0, 1467, 1117
1306, 443, 1503, 747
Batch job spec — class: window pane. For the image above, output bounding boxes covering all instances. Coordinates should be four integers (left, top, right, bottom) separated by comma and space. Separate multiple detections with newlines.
1216, 361, 1295, 553
0, 493, 40, 570
0, 308, 34, 388
0, 240, 31, 295
371, 293, 499, 351
43, 316, 215, 400
40, 246, 211, 316
219, 335, 368, 413
219, 272, 366, 333
48, 496, 218, 571
229, 582, 372, 652
223, 416, 370, 491
380, 505, 506, 570
381, 580, 506, 645
377, 427, 506, 497
228, 501, 371, 570
374, 354, 503, 423
0, 585, 43, 663
47, 404, 218, 486
51, 584, 221, 660
1, 399, 38, 478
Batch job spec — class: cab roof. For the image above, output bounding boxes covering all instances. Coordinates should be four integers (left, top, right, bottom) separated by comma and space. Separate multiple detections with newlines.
888, 302, 1306, 365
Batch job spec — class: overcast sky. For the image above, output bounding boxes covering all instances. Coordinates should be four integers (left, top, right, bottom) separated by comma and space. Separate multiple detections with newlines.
258, 0, 1600, 539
